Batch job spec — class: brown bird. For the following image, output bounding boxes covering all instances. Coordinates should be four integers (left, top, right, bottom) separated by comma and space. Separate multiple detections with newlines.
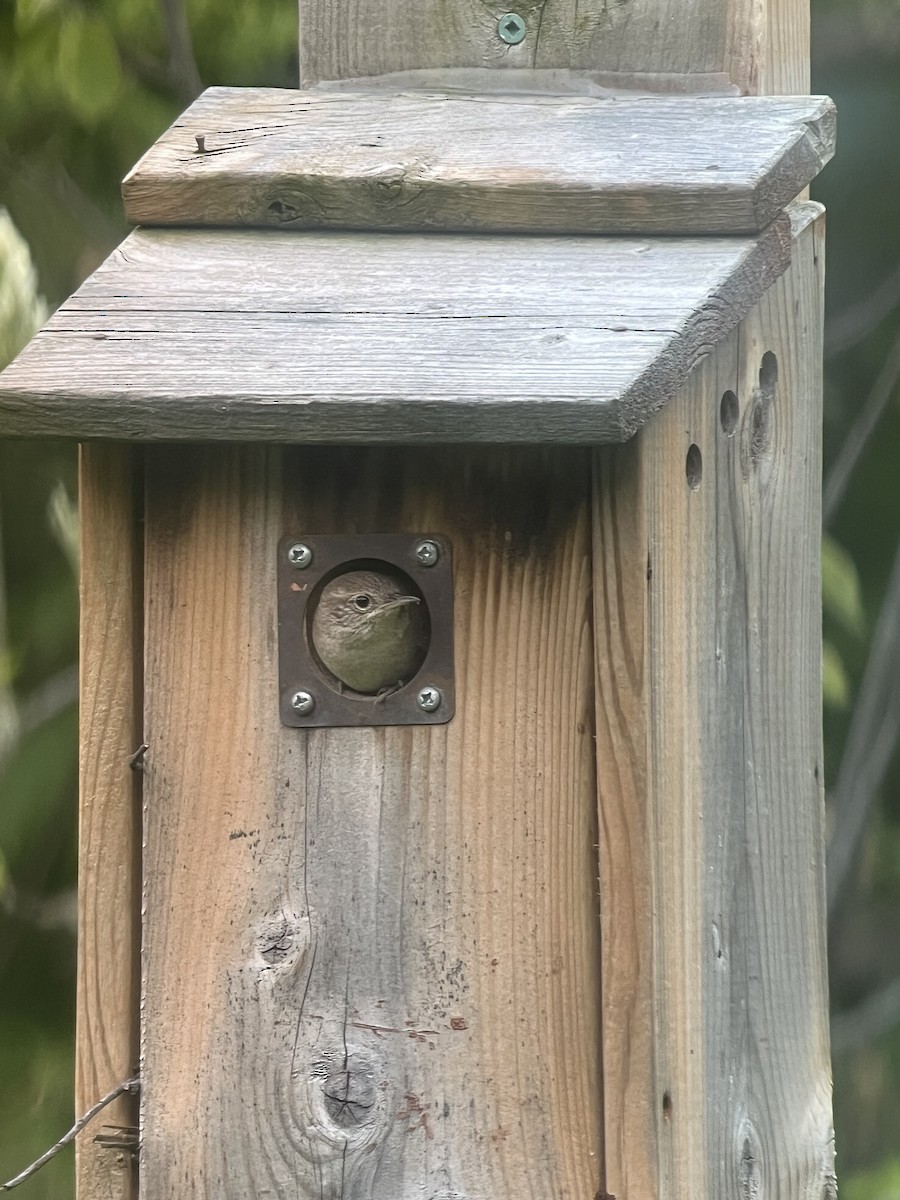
311, 569, 428, 695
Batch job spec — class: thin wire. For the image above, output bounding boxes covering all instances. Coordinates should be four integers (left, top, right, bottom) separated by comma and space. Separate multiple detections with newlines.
0, 1076, 139, 1192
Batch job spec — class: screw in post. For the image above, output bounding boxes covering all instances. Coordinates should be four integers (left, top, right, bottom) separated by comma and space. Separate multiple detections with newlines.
417, 686, 442, 713
291, 690, 315, 715
288, 542, 313, 569
498, 12, 526, 43
414, 539, 440, 567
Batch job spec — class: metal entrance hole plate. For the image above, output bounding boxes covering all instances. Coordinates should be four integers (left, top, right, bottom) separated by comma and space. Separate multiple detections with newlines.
277, 533, 454, 728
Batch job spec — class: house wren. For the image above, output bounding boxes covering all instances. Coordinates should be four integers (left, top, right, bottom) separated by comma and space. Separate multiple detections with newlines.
311, 568, 428, 695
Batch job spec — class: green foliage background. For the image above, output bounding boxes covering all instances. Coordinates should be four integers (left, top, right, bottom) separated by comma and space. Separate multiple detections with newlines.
1, 1, 900, 1194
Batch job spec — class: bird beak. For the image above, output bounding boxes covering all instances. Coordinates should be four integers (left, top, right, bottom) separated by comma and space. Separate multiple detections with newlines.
377, 596, 420, 611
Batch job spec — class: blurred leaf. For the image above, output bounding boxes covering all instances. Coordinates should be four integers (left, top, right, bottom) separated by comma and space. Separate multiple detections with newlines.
0, 648, 16, 688
14, 0, 64, 34
823, 533, 866, 638
824, 639, 851, 710
870, 821, 900, 897
0, 707, 76, 877
47, 482, 78, 576
0, 1011, 74, 1199
57, 11, 124, 127
843, 1156, 900, 1200
0, 207, 47, 369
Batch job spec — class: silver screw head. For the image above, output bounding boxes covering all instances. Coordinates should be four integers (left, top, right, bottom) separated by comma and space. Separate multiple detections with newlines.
498, 11, 526, 43
417, 686, 442, 713
288, 542, 313, 569
291, 690, 315, 715
415, 539, 440, 567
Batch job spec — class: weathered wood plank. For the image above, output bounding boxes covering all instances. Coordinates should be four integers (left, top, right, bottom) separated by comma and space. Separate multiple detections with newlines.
0, 217, 792, 443
315, 66, 741, 95
122, 88, 834, 235
76, 444, 142, 1200
296, 0, 793, 95
141, 445, 601, 1199
592, 204, 833, 1198
759, 0, 811, 95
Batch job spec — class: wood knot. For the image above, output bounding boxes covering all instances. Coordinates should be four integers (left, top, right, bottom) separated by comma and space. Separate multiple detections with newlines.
741, 351, 779, 476
372, 167, 424, 205
748, 393, 773, 463
319, 1051, 380, 1132
375, 170, 405, 196
737, 1119, 762, 1200
267, 198, 301, 223
254, 911, 308, 968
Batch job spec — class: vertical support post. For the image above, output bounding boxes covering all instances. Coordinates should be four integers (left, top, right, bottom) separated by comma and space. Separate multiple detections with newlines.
297, 0, 807, 94
76, 444, 142, 1200
587, 0, 828, 1194
593, 208, 832, 1198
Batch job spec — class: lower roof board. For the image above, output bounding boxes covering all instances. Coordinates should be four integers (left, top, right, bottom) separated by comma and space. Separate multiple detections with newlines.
0, 207, 811, 444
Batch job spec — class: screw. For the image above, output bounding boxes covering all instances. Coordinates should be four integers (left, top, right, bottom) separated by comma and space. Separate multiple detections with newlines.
288, 542, 313, 569
498, 12, 526, 43
415, 539, 440, 567
417, 686, 442, 713
291, 690, 315, 715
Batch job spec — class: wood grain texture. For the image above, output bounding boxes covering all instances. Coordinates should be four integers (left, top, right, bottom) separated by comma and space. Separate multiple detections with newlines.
122, 88, 834, 235
0, 217, 792, 444
725, 0, 809, 98
315, 66, 741, 95
141, 445, 601, 1199
297, 0, 799, 94
592, 204, 833, 1198
76, 444, 142, 1200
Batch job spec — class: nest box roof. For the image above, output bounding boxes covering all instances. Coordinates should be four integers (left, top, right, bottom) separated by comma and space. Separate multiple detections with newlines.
0, 89, 834, 443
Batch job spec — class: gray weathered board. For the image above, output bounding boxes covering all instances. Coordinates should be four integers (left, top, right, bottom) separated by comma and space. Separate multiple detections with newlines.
294, 0, 808, 96
0, 213, 798, 443
122, 88, 834, 235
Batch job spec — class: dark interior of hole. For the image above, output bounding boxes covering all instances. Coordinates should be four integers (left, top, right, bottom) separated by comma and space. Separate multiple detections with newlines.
720, 389, 739, 435
685, 443, 703, 488
759, 351, 778, 392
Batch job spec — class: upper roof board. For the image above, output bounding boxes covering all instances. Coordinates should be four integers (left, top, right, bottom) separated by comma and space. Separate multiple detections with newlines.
123, 89, 835, 236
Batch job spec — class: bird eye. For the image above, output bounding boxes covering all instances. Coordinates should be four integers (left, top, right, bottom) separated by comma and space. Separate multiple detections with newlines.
353, 594, 371, 610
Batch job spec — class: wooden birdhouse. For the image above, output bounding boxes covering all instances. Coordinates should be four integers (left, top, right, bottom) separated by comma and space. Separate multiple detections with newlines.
0, 2, 838, 1197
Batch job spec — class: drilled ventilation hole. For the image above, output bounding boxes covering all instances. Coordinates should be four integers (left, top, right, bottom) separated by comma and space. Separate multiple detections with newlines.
720, 390, 739, 435
759, 350, 778, 391
685, 443, 703, 490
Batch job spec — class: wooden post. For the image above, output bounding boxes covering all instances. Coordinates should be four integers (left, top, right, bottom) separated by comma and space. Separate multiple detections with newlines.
76, 444, 141, 1200
295, 0, 808, 95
